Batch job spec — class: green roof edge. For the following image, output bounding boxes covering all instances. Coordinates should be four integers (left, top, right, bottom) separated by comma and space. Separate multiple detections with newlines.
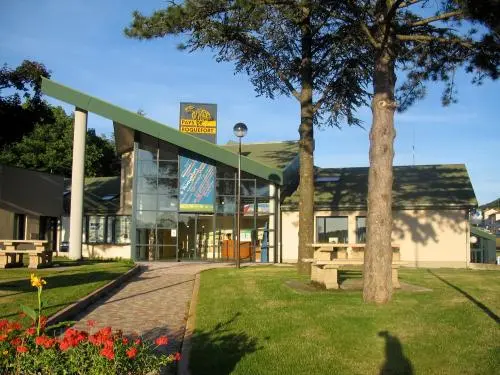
41, 77, 283, 184
471, 226, 496, 241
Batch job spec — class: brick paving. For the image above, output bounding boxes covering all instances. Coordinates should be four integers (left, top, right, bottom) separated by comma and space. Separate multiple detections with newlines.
72, 262, 231, 357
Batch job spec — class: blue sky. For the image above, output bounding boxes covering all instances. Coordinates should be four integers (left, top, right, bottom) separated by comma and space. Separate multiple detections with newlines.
1, 0, 499, 204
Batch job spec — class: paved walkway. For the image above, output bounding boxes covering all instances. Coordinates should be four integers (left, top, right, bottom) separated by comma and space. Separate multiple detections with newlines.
72, 262, 231, 356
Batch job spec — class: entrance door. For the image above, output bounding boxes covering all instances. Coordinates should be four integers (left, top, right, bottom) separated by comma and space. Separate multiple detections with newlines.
178, 214, 216, 260
178, 214, 196, 260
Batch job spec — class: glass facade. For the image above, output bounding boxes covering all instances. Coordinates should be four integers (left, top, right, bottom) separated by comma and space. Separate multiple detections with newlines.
132, 132, 276, 262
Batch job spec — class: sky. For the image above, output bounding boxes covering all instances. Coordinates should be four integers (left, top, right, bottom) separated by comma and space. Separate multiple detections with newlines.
1, 0, 499, 205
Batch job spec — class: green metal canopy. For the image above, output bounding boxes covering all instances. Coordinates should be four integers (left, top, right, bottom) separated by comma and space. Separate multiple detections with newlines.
41, 78, 284, 184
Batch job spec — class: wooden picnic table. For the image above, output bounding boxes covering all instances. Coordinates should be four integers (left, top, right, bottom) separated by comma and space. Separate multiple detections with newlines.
305, 243, 403, 290
0, 240, 52, 269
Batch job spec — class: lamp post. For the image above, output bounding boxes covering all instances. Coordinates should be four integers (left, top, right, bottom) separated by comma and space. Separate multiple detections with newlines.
233, 122, 248, 269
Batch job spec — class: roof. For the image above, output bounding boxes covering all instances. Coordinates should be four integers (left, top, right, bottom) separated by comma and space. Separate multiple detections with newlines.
471, 226, 496, 241
221, 141, 299, 170
64, 177, 121, 214
282, 164, 478, 210
479, 198, 500, 210
41, 78, 284, 184
0, 164, 64, 217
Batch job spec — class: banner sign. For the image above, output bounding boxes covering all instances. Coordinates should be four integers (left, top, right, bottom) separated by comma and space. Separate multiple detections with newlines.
179, 103, 217, 143
179, 153, 215, 212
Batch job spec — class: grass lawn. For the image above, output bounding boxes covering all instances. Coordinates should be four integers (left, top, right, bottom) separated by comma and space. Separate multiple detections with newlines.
191, 266, 499, 375
0, 258, 134, 320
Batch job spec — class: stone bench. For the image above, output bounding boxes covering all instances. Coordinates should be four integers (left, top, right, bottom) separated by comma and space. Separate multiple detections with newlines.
0, 240, 51, 269
303, 258, 403, 290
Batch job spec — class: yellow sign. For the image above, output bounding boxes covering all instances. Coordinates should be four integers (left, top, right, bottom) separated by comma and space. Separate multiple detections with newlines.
180, 119, 216, 127
180, 103, 217, 142
180, 126, 216, 134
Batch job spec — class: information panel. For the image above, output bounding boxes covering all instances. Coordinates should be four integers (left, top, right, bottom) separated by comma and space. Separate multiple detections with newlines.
179, 153, 215, 212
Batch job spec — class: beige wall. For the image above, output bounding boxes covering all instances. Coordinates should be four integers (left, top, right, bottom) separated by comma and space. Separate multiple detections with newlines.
119, 151, 134, 215
281, 208, 470, 268
0, 208, 14, 239
82, 244, 131, 259
281, 211, 299, 263
393, 209, 468, 268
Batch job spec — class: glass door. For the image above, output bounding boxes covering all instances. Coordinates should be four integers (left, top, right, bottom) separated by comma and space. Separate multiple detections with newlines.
178, 214, 196, 260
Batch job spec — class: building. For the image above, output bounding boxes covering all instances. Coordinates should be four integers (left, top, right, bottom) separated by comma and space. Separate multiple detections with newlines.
42, 78, 479, 267
282, 165, 478, 268
0, 164, 63, 250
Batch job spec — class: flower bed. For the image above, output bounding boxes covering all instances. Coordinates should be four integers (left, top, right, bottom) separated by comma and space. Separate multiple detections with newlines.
0, 274, 179, 374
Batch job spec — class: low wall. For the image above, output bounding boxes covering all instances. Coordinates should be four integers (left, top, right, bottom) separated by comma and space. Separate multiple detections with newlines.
468, 263, 500, 270
82, 244, 131, 259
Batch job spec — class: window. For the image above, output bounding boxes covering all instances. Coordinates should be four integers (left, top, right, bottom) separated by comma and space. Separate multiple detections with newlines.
316, 216, 348, 244
356, 217, 366, 243
84, 215, 131, 244
87, 216, 106, 243
315, 176, 340, 183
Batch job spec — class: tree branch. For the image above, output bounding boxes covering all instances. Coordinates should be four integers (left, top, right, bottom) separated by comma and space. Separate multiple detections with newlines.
360, 23, 381, 48
409, 10, 463, 27
398, 0, 425, 8
387, 0, 407, 23
231, 32, 301, 100
396, 34, 473, 48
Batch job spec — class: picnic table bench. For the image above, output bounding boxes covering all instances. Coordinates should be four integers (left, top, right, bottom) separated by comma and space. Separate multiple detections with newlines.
305, 243, 403, 290
0, 240, 52, 269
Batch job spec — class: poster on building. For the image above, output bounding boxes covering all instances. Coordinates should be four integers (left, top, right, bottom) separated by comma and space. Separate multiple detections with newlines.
179, 153, 215, 212
179, 103, 217, 143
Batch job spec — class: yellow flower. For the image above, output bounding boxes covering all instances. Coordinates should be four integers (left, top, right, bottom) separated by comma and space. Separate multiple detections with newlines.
30, 273, 46, 288
2, 350, 8, 355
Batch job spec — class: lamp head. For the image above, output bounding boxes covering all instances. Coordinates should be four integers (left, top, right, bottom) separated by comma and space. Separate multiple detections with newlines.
233, 122, 248, 138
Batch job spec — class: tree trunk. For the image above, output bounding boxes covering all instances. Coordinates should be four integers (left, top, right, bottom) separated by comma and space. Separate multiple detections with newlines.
297, 4, 315, 275
363, 29, 397, 303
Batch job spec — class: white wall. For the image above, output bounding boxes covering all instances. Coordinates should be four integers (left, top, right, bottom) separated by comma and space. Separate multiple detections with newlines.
83, 244, 131, 259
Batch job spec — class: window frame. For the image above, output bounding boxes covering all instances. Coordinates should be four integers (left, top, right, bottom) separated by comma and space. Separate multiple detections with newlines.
315, 216, 349, 244
83, 215, 131, 245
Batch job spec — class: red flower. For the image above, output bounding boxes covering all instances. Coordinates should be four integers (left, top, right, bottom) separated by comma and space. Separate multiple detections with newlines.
122, 337, 129, 345
39, 316, 47, 329
36, 335, 56, 349
99, 327, 112, 336
174, 352, 182, 361
59, 340, 71, 351
126, 346, 138, 359
134, 338, 142, 345
0, 319, 8, 330
16, 345, 28, 353
43, 338, 56, 349
11, 337, 22, 346
87, 320, 96, 328
155, 336, 168, 346
0, 334, 7, 342
25, 327, 36, 336
100, 347, 115, 360
104, 339, 114, 350
8, 322, 22, 332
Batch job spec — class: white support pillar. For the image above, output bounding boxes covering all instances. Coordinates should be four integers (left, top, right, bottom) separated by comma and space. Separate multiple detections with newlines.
268, 183, 276, 262
69, 108, 88, 260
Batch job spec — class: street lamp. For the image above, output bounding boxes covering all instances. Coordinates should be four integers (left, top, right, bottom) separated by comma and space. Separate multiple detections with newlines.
233, 122, 248, 269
